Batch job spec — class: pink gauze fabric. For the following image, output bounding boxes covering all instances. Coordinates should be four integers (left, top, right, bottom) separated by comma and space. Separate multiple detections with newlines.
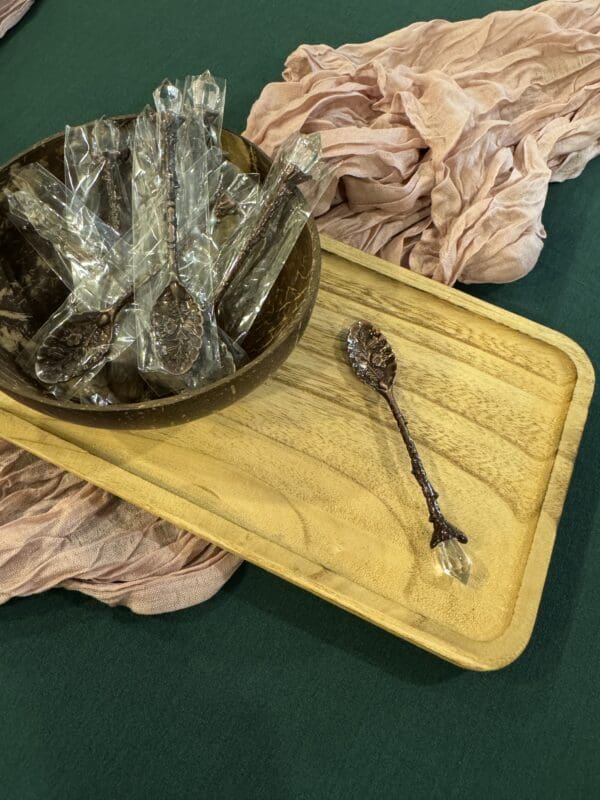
0, 440, 241, 613
0, 0, 33, 38
244, 0, 600, 285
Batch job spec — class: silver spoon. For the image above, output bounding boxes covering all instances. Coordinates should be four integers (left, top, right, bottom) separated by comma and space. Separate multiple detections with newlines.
346, 320, 471, 584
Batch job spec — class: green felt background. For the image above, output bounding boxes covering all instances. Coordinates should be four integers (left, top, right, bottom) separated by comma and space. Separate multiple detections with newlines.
1, 1, 598, 797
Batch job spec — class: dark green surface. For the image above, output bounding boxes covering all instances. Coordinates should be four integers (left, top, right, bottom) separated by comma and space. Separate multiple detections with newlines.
0, 1, 598, 798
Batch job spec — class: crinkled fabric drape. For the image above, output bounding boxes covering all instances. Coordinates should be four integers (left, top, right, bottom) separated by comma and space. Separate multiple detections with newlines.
244, 0, 600, 284
0, 0, 33, 38
0, 440, 241, 613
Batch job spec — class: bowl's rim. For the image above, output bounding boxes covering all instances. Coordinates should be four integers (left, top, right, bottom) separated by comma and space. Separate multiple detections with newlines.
0, 117, 321, 414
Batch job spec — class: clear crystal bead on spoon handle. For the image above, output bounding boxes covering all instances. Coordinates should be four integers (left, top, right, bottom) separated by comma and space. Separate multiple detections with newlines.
346, 320, 471, 584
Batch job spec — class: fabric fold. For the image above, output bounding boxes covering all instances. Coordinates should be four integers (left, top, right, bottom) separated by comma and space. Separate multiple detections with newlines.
244, 0, 600, 285
0, 0, 33, 38
0, 439, 242, 613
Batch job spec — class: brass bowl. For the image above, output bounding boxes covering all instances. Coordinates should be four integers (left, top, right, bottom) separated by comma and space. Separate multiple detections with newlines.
0, 118, 321, 427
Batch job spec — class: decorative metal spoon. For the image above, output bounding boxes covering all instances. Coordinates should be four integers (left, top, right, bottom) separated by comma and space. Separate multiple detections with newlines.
35, 141, 133, 385
35, 290, 133, 384
148, 111, 204, 375
35, 115, 203, 385
213, 152, 312, 309
346, 320, 471, 584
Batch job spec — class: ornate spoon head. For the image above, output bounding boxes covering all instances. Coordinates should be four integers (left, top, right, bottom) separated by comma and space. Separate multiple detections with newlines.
35, 310, 116, 385
346, 320, 397, 394
149, 280, 204, 375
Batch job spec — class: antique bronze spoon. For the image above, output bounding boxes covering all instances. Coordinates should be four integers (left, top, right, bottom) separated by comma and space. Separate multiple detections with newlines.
213, 149, 313, 308
148, 111, 204, 375
35, 140, 132, 385
36, 115, 203, 385
346, 320, 471, 584
35, 290, 133, 384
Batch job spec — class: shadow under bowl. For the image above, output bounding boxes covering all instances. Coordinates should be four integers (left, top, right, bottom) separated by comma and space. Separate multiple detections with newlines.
0, 119, 321, 428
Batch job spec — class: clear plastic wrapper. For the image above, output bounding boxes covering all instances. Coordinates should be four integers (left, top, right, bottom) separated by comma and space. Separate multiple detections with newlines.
188, 71, 225, 151
132, 80, 221, 392
209, 161, 260, 249
217, 132, 331, 343
105, 305, 151, 404
15, 265, 135, 401
64, 118, 132, 234
2, 205, 73, 297
77, 370, 120, 406
5, 163, 139, 402
71, 304, 146, 405
4, 163, 129, 292
187, 72, 227, 225
218, 328, 249, 370
6, 168, 81, 290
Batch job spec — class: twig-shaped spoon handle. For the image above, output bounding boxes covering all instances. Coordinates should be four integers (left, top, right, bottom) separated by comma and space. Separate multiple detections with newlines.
213, 161, 308, 308
163, 111, 180, 281
346, 320, 471, 584
382, 388, 467, 548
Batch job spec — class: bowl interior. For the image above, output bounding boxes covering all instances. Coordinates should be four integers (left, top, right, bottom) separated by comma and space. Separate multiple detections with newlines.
0, 119, 320, 417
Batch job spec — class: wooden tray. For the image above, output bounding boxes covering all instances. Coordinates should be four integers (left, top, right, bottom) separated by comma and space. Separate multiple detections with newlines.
0, 236, 594, 670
